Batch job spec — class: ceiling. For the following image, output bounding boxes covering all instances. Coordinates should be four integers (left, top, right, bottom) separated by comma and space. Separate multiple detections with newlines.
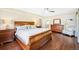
16, 8, 77, 17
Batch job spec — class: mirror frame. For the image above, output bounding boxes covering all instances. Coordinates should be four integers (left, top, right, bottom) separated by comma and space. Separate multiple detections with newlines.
53, 19, 61, 24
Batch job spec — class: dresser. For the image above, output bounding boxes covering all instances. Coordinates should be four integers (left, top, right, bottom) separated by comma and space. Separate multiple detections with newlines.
0, 29, 15, 45
51, 24, 64, 33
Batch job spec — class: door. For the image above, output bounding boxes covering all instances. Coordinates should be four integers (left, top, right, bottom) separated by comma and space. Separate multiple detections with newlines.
63, 19, 74, 35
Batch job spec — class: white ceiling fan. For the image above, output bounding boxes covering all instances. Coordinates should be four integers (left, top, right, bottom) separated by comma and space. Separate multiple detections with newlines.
44, 8, 55, 13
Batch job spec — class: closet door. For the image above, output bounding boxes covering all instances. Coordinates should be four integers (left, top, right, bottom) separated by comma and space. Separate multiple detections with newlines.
75, 11, 79, 36
75, 9, 79, 42
64, 19, 74, 35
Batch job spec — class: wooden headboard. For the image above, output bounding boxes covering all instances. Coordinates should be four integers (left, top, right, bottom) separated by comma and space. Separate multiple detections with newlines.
15, 21, 35, 26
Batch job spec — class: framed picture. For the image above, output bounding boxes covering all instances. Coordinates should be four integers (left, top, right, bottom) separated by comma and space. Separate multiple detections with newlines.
53, 19, 61, 24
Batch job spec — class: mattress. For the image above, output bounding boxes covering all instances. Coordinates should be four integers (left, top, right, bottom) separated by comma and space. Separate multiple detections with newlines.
15, 28, 50, 45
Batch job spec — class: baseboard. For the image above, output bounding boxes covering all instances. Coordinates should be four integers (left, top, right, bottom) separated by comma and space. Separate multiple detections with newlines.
52, 31, 75, 37
62, 33, 75, 37
52, 31, 62, 34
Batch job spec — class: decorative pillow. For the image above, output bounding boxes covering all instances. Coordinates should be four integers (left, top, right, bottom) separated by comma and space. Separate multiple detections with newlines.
28, 25, 31, 29
25, 25, 31, 29
16, 25, 36, 31
27, 25, 36, 29
21, 26, 26, 29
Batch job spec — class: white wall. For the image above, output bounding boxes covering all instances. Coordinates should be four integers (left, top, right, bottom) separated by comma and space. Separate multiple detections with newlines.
54, 14, 75, 31
0, 8, 77, 30
41, 13, 76, 30
0, 8, 43, 27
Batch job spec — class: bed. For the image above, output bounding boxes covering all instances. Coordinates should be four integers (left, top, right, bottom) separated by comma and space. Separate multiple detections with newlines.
15, 21, 52, 50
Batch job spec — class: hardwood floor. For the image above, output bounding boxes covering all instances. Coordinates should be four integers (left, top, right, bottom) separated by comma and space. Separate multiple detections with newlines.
76, 43, 79, 50
0, 32, 78, 50
0, 41, 22, 50
40, 32, 77, 50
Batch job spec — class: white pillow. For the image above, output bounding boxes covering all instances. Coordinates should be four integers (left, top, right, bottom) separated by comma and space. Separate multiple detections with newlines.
25, 25, 31, 29
16, 26, 26, 30
16, 25, 36, 30
27, 25, 36, 29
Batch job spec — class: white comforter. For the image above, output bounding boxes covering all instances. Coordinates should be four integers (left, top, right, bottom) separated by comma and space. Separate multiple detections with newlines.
15, 28, 50, 45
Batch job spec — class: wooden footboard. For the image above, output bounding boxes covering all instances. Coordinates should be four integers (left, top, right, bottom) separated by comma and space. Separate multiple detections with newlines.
16, 30, 52, 50
16, 39, 30, 50
30, 30, 52, 50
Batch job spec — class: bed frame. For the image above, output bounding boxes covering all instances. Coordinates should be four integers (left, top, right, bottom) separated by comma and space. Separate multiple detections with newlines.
15, 21, 52, 50
15, 21, 35, 26
16, 30, 52, 50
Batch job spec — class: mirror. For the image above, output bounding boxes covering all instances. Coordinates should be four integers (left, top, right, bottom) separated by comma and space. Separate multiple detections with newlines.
53, 19, 61, 24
